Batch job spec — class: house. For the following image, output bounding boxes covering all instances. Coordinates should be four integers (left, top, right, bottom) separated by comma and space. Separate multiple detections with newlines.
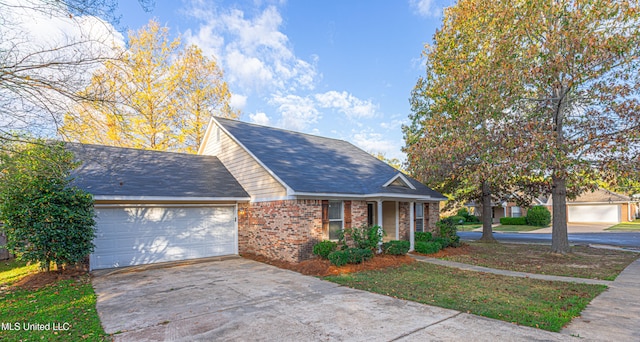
555, 188, 638, 223
466, 195, 547, 224
469, 188, 638, 224
198, 117, 446, 263
69, 118, 445, 270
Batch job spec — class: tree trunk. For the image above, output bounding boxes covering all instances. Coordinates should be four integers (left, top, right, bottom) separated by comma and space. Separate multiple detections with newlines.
479, 180, 497, 242
551, 175, 570, 253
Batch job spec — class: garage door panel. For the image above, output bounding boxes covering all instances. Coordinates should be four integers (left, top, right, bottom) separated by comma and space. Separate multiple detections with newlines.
91, 206, 237, 270
568, 205, 619, 223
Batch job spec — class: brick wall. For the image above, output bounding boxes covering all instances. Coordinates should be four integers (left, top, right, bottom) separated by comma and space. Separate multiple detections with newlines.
427, 202, 440, 233
399, 202, 410, 240
239, 199, 323, 263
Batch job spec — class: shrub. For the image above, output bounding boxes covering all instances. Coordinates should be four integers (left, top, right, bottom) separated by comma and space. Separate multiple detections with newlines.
415, 241, 443, 254
383, 240, 410, 255
0, 141, 96, 271
312, 240, 337, 259
415, 231, 433, 242
328, 248, 373, 266
437, 217, 461, 247
344, 225, 383, 251
433, 237, 451, 248
526, 206, 551, 227
456, 208, 480, 223
449, 215, 466, 224
500, 217, 527, 225
328, 250, 349, 266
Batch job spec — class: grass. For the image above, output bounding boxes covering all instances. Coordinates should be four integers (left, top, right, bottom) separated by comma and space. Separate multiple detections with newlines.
456, 223, 481, 231
440, 242, 638, 280
0, 259, 108, 341
493, 224, 546, 232
326, 262, 606, 332
606, 219, 640, 231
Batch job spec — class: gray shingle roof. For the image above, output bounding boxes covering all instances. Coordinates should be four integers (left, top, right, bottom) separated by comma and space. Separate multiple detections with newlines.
67, 143, 249, 199
215, 117, 445, 200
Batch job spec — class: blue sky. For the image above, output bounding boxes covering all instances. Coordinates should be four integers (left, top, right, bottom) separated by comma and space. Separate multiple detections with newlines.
115, 0, 449, 161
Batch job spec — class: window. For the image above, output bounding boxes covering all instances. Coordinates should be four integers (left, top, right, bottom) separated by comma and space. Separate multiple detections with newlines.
511, 206, 522, 218
328, 201, 343, 240
415, 203, 424, 232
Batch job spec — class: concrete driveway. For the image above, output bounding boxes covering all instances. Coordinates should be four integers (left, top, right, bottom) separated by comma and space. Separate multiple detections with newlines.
92, 257, 574, 341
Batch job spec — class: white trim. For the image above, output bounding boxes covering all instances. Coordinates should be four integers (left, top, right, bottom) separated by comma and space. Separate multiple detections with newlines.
568, 201, 629, 205
294, 191, 446, 201
249, 195, 297, 203
383, 173, 416, 190
210, 117, 295, 195
234, 203, 239, 255
94, 203, 239, 209
93, 195, 251, 202
377, 200, 383, 232
197, 117, 215, 155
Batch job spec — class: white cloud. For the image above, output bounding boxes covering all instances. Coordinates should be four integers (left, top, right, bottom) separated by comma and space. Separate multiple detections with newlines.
230, 93, 247, 110
315, 91, 377, 119
269, 94, 320, 131
249, 112, 270, 125
351, 129, 405, 161
409, 0, 440, 17
184, 4, 318, 94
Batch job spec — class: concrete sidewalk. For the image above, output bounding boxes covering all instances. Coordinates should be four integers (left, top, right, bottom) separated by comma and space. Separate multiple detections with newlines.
412, 255, 640, 341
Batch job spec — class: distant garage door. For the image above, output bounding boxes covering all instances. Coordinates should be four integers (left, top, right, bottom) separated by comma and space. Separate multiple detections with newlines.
567, 204, 620, 223
90, 206, 237, 270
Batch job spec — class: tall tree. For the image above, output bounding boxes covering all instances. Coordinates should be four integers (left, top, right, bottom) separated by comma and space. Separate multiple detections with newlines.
407, 0, 640, 253
60, 19, 237, 152
0, 0, 152, 147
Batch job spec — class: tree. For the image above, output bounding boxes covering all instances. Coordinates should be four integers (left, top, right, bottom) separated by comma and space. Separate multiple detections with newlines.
0, 0, 153, 147
407, 0, 640, 253
60, 19, 238, 152
0, 140, 96, 271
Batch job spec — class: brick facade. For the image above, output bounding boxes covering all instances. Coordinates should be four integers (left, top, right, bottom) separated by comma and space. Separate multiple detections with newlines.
238, 199, 442, 262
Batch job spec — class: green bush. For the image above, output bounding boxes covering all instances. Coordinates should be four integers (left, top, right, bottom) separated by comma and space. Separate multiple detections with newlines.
433, 237, 451, 248
415, 231, 433, 242
328, 250, 349, 266
383, 240, 410, 255
526, 206, 551, 227
437, 217, 461, 247
328, 248, 373, 266
312, 240, 337, 259
500, 217, 528, 225
415, 241, 443, 254
456, 208, 480, 223
344, 225, 383, 251
449, 215, 466, 224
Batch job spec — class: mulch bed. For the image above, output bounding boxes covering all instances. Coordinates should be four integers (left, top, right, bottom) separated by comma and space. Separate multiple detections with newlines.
12, 269, 87, 291
243, 244, 473, 277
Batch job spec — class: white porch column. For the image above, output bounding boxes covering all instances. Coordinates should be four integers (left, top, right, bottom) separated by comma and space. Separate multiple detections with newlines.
409, 202, 415, 251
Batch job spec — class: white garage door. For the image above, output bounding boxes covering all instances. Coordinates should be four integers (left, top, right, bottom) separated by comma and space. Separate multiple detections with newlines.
90, 206, 237, 270
568, 205, 620, 223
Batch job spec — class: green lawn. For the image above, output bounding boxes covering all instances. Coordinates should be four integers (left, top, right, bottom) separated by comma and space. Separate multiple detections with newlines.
0, 259, 108, 341
326, 262, 606, 332
606, 219, 640, 231
439, 242, 638, 280
456, 223, 482, 231
493, 224, 545, 232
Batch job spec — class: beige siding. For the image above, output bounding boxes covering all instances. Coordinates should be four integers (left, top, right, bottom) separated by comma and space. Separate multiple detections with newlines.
202, 125, 288, 201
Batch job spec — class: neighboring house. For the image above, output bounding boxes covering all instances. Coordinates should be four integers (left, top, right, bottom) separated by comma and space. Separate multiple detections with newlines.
550, 188, 638, 224
198, 117, 446, 263
469, 188, 638, 224
69, 118, 445, 270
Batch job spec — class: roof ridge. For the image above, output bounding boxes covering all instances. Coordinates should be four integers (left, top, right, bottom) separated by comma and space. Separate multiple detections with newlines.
214, 116, 353, 145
